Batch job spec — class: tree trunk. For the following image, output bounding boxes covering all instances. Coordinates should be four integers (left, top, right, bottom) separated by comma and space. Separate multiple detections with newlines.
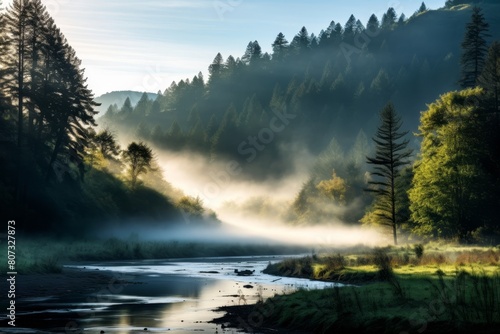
46, 119, 67, 181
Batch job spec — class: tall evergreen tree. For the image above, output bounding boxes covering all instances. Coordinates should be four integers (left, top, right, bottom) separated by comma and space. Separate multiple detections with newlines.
381, 8, 397, 30
4, 0, 29, 148
460, 6, 490, 88
134, 92, 152, 117
290, 26, 310, 54
343, 15, 357, 44
208, 52, 224, 84
25, 0, 50, 142
478, 41, 500, 112
224, 55, 237, 75
272, 32, 289, 61
364, 103, 412, 245
418, 2, 427, 13
120, 97, 133, 114
366, 14, 380, 35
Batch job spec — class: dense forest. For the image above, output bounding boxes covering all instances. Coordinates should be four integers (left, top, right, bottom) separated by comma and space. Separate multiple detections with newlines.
0, 0, 215, 235
101, 0, 500, 243
1, 0, 499, 243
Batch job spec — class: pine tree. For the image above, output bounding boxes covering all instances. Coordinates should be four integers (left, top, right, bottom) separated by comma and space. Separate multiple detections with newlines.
120, 97, 133, 114
381, 8, 397, 30
478, 41, 500, 112
418, 2, 427, 14
366, 14, 380, 35
343, 15, 357, 44
398, 14, 406, 26
44, 42, 98, 181
241, 41, 262, 65
133, 92, 152, 117
364, 103, 412, 245
224, 55, 237, 75
460, 6, 490, 88
208, 52, 224, 84
25, 0, 50, 142
272, 32, 288, 61
4, 0, 29, 148
245, 40, 262, 65
290, 26, 310, 54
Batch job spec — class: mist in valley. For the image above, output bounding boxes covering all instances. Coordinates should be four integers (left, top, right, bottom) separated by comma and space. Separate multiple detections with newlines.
96, 140, 387, 248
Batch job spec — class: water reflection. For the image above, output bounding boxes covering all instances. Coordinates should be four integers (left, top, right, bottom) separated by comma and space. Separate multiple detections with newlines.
7, 256, 337, 333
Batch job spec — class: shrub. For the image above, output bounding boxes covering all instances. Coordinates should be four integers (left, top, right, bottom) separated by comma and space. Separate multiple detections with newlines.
414, 243, 424, 259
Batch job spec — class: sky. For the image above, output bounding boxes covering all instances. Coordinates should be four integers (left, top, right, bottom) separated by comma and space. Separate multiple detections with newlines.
4, 0, 446, 96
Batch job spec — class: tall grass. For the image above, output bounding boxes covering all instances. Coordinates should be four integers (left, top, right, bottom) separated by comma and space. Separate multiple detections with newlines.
428, 269, 500, 324
261, 269, 500, 333
373, 247, 405, 298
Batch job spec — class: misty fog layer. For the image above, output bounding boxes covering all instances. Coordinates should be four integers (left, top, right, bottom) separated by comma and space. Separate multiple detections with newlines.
149, 149, 386, 247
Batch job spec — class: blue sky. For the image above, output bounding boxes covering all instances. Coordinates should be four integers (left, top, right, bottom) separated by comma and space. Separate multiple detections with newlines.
6, 0, 446, 96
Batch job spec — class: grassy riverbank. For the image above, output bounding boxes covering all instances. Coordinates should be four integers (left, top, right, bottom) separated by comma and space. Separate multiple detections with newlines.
216, 244, 500, 333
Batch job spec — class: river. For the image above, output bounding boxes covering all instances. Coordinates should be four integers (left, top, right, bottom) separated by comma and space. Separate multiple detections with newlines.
4, 255, 339, 333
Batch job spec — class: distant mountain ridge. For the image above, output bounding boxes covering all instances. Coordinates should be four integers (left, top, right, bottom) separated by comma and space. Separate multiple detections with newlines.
94, 91, 158, 115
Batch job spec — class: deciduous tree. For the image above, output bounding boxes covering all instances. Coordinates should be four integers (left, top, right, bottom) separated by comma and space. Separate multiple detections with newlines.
409, 88, 494, 240
123, 142, 154, 189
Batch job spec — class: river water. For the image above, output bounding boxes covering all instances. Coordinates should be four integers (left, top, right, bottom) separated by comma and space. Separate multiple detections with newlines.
5, 255, 339, 333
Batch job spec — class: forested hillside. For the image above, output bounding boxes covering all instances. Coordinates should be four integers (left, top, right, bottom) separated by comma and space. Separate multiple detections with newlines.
101, 1, 500, 242
0, 0, 214, 236
1, 0, 498, 243
102, 1, 500, 179
94, 91, 159, 115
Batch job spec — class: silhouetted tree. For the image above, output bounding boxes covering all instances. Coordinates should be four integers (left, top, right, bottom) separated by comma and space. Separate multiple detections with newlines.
94, 129, 120, 159
478, 41, 500, 111
381, 8, 397, 30
364, 103, 412, 245
123, 142, 154, 189
366, 14, 380, 35
272, 32, 288, 61
208, 52, 224, 84
120, 97, 133, 114
133, 92, 152, 117
460, 6, 490, 88
290, 26, 310, 55
418, 2, 427, 13
224, 55, 237, 75
4, 0, 29, 148
343, 15, 357, 44
241, 40, 262, 65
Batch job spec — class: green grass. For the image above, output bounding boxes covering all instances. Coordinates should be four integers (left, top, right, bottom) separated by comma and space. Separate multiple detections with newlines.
262, 271, 500, 333
258, 245, 500, 333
